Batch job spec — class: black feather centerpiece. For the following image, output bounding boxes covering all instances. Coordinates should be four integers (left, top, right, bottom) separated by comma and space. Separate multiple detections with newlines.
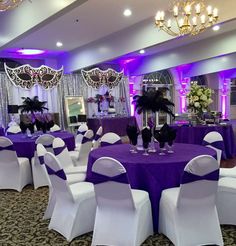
133, 90, 175, 117
141, 127, 152, 149
126, 125, 139, 146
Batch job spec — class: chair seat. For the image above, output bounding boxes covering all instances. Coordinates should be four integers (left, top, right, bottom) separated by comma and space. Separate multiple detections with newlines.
64, 166, 87, 174
67, 173, 86, 184
220, 167, 236, 178
69, 181, 95, 202
218, 177, 236, 193
131, 189, 150, 208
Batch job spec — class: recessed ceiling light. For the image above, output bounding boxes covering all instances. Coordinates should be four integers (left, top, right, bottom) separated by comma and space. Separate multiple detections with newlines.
212, 25, 220, 31
17, 49, 45, 55
123, 9, 132, 17
139, 49, 145, 54
56, 41, 63, 47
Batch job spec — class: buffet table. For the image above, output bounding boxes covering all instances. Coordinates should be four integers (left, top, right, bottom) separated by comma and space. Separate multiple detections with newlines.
172, 124, 235, 159
87, 116, 137, 136
6, 131, 75, 159
86, 143, 217, 232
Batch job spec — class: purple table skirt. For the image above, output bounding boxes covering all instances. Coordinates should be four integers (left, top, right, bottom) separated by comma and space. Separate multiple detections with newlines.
87, 116, 137, 136
172, 124, 235, 159
86, 143, 216, 232
0, 127, 4, 136
6, 131, 75, 159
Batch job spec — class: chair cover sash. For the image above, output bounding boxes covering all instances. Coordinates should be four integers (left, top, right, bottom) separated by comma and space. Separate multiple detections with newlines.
53, 145, 66, 155
202, 140, 224, 151
94, 134, 101, 141
91, 171, 129, 185
45, 165, 67, 180
38, 156, 44, 165
0, 145, 15, 151
181, 169, 219, 184
82, 136, 91, 144
77, 130, 86, 135
101, 140, 122, 147
43, 143, 53, 148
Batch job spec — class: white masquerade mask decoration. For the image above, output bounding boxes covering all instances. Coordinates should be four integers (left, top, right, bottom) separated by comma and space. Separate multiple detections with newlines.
81, 68, 124, 89
4, 63, 63, 90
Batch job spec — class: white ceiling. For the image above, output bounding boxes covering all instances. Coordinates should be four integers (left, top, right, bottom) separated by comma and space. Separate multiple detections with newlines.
1, 0, 236, 61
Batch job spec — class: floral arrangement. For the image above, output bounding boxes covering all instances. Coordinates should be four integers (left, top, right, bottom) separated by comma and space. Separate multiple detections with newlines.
187, 82, 213, 114
87, 92, 114, 103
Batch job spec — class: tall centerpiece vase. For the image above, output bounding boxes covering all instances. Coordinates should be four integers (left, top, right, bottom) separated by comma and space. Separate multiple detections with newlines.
147, 114, 156, 153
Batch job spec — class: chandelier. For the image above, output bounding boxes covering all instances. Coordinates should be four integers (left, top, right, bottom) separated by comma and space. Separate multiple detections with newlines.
0, 0, 23, 11
155, 0, 219, 36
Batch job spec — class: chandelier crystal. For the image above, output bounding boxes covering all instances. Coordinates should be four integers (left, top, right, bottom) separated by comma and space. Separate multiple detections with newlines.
0, 0, 23, 11
155, 0, 219, 36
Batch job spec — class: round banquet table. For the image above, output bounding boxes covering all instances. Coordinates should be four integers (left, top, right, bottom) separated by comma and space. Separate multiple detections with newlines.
86, 143, 217, 232
172, 124, 235, 159
6, 131, 75, 159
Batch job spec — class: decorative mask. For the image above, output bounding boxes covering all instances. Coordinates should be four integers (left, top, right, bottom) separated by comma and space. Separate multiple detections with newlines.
4, 64, 63, 89
81, 68, 124, 89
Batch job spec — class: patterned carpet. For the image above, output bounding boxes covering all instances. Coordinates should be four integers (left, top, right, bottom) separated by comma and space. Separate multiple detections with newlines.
0, 186, 236, 246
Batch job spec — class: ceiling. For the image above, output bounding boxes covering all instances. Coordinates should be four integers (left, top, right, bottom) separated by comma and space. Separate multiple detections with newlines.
1, 0, 236, 63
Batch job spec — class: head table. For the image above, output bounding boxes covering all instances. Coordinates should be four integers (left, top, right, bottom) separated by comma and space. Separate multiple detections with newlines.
6, 131, 75, 159
86, 143, 217, 232
172, 124, 235, 159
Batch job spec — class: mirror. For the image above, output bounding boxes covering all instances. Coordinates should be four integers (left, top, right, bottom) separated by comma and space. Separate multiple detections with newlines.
65, 96, 86, 126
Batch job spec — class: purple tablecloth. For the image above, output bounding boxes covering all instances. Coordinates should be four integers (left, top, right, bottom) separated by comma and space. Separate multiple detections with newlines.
0, 127, 4, 136
172, 124, 235, 159
87, 116, 137, 136
6, 131, 75, 159
86, 143, 217, 232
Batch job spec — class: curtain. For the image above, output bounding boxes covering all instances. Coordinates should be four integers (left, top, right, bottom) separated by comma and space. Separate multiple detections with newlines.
0, 73, 10, 127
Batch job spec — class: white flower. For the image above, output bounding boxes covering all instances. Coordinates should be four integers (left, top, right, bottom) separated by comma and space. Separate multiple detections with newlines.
194, 102, 200, 108
200, 95, 207, 101
197, 90, 202, 96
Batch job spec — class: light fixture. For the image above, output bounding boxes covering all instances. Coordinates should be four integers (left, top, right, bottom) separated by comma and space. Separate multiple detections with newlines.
139, 49, 145, 54
56, 41, 63, 47
123, 8, 132, 17
17, 49, 45, 55
212, 25, 220, 31
155, 0, 219, 36
0, 0, 24, 11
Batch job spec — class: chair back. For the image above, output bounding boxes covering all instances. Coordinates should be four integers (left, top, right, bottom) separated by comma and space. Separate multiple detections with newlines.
203, 131, 224, 165
92, 157, 135, 210
6, 125, 21, 135
93, 126, 103, 149
78, 130, 94, 163
50, 124, 61, 132
100, 132, 122, 147
0, 137, 18, 164
75, 124, 88, 147
52, 137, 74, 169
177, 155, 219, 208
44, 152, 72, 200
36, 134, 55, 153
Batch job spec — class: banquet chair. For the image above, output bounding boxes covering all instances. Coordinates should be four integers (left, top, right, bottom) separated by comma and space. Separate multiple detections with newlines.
75, 123, 88, 151
93, 126, 103, 149
216, 177, 236, 225
53, 137, 87, 179
70, 130, 94, 166
158, 155, 223, 246
100, 132, 122, 147
50, 124, 61, 132
32, 134, 55, 189
202, 131, 224, 165
91, 157, 153, 246
6, 125, 21, 135
0, 137, 32, 191
44, 152, 96, 242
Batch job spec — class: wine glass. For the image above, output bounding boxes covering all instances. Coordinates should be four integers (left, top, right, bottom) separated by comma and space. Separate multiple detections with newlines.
167, 141, 174, 153
143, 141, 149, 156
159, 142, 166, 155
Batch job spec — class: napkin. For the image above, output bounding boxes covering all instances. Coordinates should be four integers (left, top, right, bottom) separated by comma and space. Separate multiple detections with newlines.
126, 125, 139, 146
141, 127, 152, 149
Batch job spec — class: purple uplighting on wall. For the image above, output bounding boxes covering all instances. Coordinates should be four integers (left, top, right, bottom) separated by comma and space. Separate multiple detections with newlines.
221, 79, 230, 119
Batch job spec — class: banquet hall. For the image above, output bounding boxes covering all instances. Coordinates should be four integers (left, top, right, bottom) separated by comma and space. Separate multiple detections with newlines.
1, 0, 236, 245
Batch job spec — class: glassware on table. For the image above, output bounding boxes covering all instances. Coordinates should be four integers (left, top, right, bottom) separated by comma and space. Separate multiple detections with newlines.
159, 142, 166, 155
143, 142, 149, 156
148, 136, 157, 153
131, 138, 138, 153
167, 141, 174, 153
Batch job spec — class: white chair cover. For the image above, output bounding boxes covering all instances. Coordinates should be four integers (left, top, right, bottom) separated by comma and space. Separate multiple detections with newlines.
203, 131, 224, 165
6, 125, 21, 135
52, 137, 87, 179
32, 134, 55, 189
75, 124, 88, 151
72, 130, 94, 166
50, 124, 61, 132
44, 152, 96, 242
91, 157, 153, 246
0, 136, 32, 191
159, 155, 223, 246
93, 126, 103, 149
100, 132, 122, 147
216, 177, 236, 225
